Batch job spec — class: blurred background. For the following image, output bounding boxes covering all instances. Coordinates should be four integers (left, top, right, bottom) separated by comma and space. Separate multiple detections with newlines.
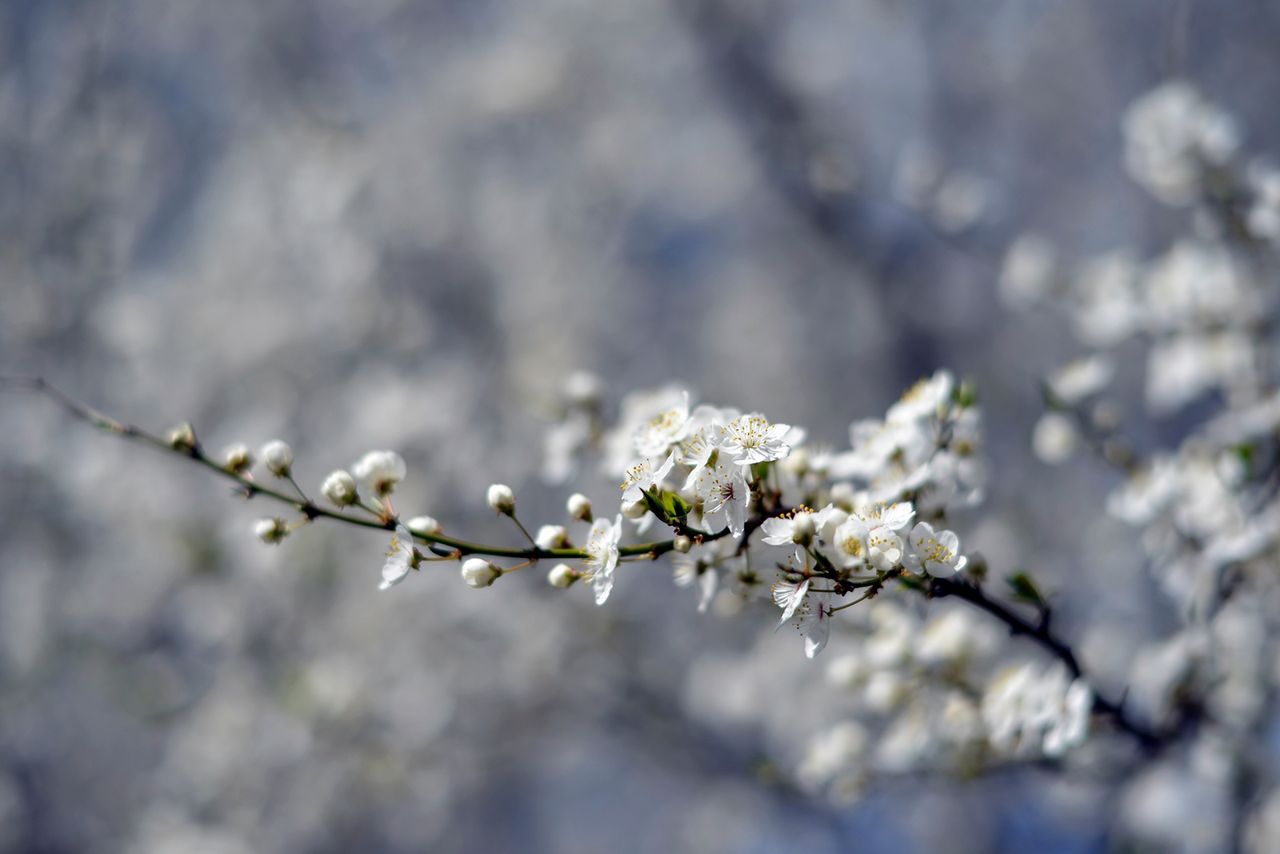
2, 0, 1279, 851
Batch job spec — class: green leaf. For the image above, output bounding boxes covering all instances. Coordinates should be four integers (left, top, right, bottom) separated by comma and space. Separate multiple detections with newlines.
643, 489, 690, 526
1005, 571, 1046, 607
954, 378, 980, 409
897, 574, 926, 591
1233, 443, 1256, 477
1038, 380, 1066, 412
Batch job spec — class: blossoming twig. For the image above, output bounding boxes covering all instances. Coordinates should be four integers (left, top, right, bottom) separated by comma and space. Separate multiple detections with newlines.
4, 377, 706, 562
928, 575, 1169, 752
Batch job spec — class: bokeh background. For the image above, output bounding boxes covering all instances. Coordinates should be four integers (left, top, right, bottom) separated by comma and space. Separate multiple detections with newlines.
3, 1, 1279, 851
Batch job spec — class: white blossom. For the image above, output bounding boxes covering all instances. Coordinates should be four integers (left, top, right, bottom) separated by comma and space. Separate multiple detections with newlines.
379, 525, 416, 591
673, 557, 718, 613
619, 453, 674, 505
584, 515, 622, 605
352, 450, 406, 497
719, 414, 793, 466
982, 662, 1092, 758
772, 577, 811, 623
999, 233, 1057, 307
1123, 81, 1238, 205
1046, 355, 1114, 405
632, 391, 691, 458
684, 452, 750, 537
797, 590, 835, 658
903, 522, 966, 577
1032, 413, 1079, 465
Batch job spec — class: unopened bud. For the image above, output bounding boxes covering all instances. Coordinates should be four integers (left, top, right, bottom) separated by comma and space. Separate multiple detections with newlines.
621, 497, 648, 520
487, 483, 516, 515
222, 443, 253, 473
167, 423, 197, 451
547, 563, 579, 588
407, 515, 442, 536
564, 371, 603, 408
673, 535, 693, 554
321, 470, 358, 507
261, 440, 293, 477
254, 517, 289, 545
567, 493, 593, 522
461, 558, 500, 589
791, 512, 815, 544
535, 525, 570, 550
830, 482, 856, 510
782, 446, 810, 477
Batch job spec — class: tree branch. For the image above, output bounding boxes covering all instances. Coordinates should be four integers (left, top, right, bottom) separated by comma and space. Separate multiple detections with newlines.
927, 575, 1169, 752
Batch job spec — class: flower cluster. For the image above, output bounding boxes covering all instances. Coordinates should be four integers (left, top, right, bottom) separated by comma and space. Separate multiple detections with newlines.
40, 354, 1149, 795
993, 79, 1280, 848
54, 70, 1280, 807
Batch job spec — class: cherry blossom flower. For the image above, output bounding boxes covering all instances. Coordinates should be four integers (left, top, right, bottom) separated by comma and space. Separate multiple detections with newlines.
379, 525, 417, 591
772, 577, 811, 623
903, 522, 966, 577
719, 414, 793, 466
584, 515, 623, 605
620, 453, 675, 505
632, 391, 691, 458
353, 450, 406, 497
673, 557, 718, 614
684, 452, 749, 536
796, 590, 835, 658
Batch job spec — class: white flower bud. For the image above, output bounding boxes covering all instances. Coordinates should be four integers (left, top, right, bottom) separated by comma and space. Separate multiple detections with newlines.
547, 563, 579, 588
461, 557, 500, 589
621, 496, 648, 520
791, 512, 816, 544
222, 443, 253, 473
254, 517, 289, 544
261, 440, 293, 477
782, 446, 810, 477
564, 371, 603, 407
535, 525, 570, 550
321, 470, 359, 507
487, 483, 516, 515
673, 535, 693, 554
567, 493, 593, 522
830, 482, 856, 510
167, 422, 197, 451
1032, 413, 1078, 466
352, 450, 406, 497
406, 515, 442, 536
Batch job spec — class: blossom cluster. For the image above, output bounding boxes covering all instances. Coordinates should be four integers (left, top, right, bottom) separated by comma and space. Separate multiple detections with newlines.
998, 79, 1280, 846
40, 81, 1280, 827
794, 604, 1093, 798
171, 363, 1109, 788
560, 371, 978, 652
